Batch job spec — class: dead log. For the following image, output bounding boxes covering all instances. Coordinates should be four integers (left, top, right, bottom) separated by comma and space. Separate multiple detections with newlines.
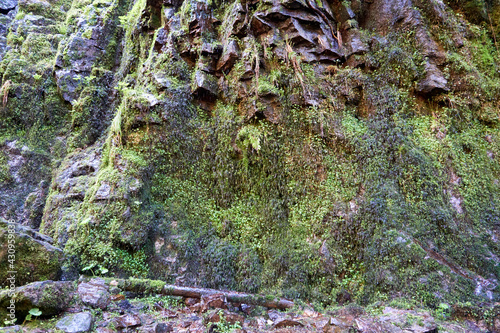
109, 278, 295, 309
161, 285, 295, 309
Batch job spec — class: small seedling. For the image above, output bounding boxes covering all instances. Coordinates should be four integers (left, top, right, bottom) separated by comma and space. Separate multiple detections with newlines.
435, 303, 450, 320
82, 264, 109, 276
3, 318, 17, 326
23, 308, 42, 325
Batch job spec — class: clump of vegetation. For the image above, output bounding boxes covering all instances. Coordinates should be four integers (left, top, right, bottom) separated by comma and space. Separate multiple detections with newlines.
0, 151, 11, 183
212, 310, 242, 333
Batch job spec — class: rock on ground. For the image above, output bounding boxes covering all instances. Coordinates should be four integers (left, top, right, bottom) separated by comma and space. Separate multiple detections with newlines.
56, 312, 93, 333
0, 220, 63, 288
0, 280, 75, 320
77, 278, 110, 310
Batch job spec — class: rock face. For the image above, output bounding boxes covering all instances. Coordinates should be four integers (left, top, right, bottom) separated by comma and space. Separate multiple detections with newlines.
417, 62, 449, 94
0, 141, 52, 226
0, 0, 15, 58
0, 0, 499, 318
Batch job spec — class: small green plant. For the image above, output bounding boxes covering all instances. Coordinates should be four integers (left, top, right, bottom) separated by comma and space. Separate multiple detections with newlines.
143, 295, 184, 309
3, 318, 16, 326
114, 80, 131, 94
484, 307, 496, 327
115, 248, 148, 278
346, 19, 358, 28
236, 125, 261, 151
435, 303, 450, 320
57, 24, 68, 35
14, 11, 25, 20
23, 308, 42, 325
33, 74, 42, 81
82, 263, 109, 276
7, 32, 24, 45
213, 310, 242, 333
82, 29, 92, 39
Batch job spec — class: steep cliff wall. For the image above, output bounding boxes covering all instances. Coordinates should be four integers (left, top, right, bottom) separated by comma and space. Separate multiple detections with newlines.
0, 0, 499, 308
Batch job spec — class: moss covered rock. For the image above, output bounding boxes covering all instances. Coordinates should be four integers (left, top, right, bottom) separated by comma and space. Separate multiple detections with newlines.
0, 280, 75, 323
0, 219, 63, 288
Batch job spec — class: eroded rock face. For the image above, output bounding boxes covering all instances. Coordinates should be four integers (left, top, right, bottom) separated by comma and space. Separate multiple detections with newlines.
0, 0, 15, 58
53, 0, 123, 103
0, 141, 51, 224
361, 0, 449, 95
40, 147, 102, 246
249, 0, 344, 63
217, 39, 239, 73
417, 59, 449, 95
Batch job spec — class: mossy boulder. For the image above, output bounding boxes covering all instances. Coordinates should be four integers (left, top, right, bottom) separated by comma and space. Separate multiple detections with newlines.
0, 280, 75, 324
0, 220, 64, 288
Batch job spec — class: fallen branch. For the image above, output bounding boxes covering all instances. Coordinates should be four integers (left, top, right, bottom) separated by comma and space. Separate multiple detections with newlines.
110, 278, 295, 310
162, 285, 295, 309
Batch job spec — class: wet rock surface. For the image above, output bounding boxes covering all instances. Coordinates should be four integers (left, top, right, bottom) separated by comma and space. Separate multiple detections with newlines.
0, 0, 15, 58
417, 62, 449, 95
